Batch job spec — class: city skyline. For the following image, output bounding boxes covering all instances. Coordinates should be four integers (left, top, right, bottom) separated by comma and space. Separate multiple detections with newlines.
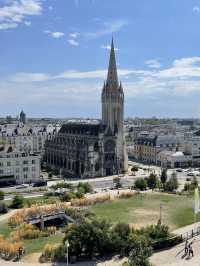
1, 0, 200, 118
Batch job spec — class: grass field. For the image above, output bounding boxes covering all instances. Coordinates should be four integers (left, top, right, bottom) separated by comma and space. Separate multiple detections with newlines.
91, 193, 200, 230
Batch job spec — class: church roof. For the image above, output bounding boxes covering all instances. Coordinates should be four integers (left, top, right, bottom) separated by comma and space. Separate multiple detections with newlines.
59, 123, 106, 136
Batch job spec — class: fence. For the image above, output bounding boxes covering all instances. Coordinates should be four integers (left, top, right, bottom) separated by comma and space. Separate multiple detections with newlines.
180, 226, 200, 241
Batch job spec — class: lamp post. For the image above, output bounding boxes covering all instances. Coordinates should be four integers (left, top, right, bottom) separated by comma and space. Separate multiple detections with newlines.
159, 203, 163, 224
65, 240, 70, 266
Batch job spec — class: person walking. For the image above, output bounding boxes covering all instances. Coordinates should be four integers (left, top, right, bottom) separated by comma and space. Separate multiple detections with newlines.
185, 239, 188, 255
188, 243, 194, 257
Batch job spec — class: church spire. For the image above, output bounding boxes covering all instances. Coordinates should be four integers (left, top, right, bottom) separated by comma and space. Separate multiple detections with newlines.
106, 37, 119, 89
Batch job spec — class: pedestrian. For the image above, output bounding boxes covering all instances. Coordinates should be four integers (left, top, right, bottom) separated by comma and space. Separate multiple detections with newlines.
185, 239, 188, 255
188, 243, 194, 257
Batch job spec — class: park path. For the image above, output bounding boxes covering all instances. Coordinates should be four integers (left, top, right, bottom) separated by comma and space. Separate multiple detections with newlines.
0, 257, 126, 266
0, 209, 18, 223
151, 222, 200, 266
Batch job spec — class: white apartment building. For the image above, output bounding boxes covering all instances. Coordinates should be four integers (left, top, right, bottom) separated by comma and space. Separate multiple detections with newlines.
0, 145, 41, 185
184, 130, 200, 167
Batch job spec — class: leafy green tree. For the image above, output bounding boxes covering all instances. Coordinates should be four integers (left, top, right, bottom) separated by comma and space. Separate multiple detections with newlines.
113, 177, 122, 189
0, 190, 4, 200
147, 174, 159, 190
164, 172, 178, 192
76, 187, 85, 198
134, 178, 147, 191
10, 195, 24, 209
111, 223, 132, 255
160, 168, 168, 184
128, 235, 152, 266
77, 182, 93, 193
64, 218, 112, 258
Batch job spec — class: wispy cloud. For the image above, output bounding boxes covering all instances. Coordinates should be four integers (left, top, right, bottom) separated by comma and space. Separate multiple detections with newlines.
193, 6, 200, 13
145, 59, 161, 69
0, 0, 42, 30
67, 39, 79, 46
84, 19, 129, 39
69, 32, 79, 39
4, 56, 200, 117
44, 30, 65, 39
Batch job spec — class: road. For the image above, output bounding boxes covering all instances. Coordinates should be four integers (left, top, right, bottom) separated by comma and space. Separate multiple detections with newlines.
2, 161, 200, 200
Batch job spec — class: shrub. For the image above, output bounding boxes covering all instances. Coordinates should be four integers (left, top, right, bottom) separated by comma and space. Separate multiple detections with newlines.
164, 173, 178, 192
160, 168, 168, 184
77, 182, 93, 193
147, 174, 159, 190
131, 166, 139, 172
10, 195, 24, 209
134, 178, 147, 191
128, 234, 152, 266
60, 192, 76, 202
0, 202, 8, 214
0, 190, 4, 200
0, 235, 23, 261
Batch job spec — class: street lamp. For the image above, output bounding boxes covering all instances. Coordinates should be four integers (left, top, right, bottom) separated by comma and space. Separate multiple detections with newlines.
159, 203, 163, 224
65, 240, 70, 266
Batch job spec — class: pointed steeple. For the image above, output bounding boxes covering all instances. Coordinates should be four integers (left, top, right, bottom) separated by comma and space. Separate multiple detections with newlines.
106, 37, 119, 89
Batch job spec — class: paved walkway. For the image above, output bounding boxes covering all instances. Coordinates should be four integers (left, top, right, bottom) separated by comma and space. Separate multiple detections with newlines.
0, 257, 126, 266
151, 222, 200, 266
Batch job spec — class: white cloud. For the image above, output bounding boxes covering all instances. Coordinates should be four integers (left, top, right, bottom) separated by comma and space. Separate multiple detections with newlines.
0, 0, 42, 30
44, 30, 65, 39
84, 19, 128, 39
101, 45, 119, 51
67, 39, 79, 46
156, 57, 200, 78
0, 22, 17, 30
193, 6, 200, 12
145, 59, 161, 69
69, 32, 79, 39
11, 72, 51, 83
24, 20, 31, 26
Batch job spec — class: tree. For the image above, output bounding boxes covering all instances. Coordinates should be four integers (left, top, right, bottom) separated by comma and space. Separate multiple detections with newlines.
131, 166, 139, 175
10, 195, 24, 209
0, 190, 4, 200
128, 235, 152, 266
64, 218, 112, 259
134, 178, 147, 191
77, 182, 93, 193
0, 202, 8, 214
147, 173, 158, 190
111, 223, 131, 255
113, 177, 122, 189
160, 168, 168, 184
164, 172, 178, 192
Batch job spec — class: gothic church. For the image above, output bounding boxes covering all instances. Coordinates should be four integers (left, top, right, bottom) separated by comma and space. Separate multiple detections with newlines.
44, 39, 128, 178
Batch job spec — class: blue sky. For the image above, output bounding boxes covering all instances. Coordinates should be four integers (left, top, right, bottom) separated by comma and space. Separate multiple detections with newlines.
1, 0, 200, 118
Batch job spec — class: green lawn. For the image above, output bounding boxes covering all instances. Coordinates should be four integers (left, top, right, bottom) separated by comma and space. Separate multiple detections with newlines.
91, 193, 199, 230
24, 234, 64, 255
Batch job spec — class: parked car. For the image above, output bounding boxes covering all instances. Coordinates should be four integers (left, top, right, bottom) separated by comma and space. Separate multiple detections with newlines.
32, 180, 47, 187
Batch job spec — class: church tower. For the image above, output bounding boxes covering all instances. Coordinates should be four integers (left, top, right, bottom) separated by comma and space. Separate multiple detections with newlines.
102, 38, 124, 135
102, 38, 128, 173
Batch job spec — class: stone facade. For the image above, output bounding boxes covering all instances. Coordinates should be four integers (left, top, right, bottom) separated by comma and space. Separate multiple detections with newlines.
0, 144, 40, 185
44, 38, 128, 178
